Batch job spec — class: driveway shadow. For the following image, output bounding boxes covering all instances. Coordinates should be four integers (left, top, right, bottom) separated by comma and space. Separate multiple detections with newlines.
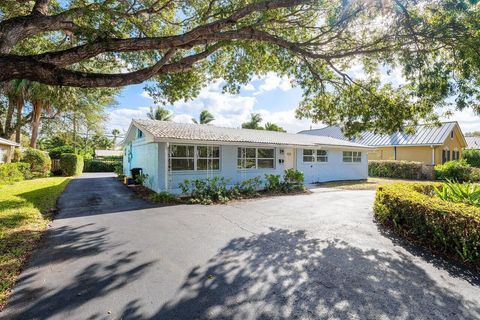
121, 228, 479, 319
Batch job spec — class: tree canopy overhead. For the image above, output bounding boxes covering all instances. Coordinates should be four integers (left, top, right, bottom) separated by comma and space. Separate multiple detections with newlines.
1, 0, 479, 135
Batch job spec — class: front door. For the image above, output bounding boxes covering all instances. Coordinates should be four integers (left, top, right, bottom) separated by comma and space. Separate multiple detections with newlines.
284, 148, 295, 170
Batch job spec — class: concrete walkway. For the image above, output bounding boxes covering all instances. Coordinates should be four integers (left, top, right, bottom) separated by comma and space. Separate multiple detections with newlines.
2, 173, 479, 320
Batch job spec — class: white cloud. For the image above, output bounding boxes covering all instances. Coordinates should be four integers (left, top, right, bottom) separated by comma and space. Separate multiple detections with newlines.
256, 72, 292, 94
140, 91, 153, 100
242, 83, 255, 91
106, 107, 150, 133
441, 108, 480, 134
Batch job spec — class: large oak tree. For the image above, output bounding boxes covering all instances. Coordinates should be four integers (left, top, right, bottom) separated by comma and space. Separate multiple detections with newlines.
0, 0, 479, 134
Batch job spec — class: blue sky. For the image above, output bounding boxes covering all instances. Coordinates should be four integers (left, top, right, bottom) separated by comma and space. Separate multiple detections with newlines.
106, 72, 480, 135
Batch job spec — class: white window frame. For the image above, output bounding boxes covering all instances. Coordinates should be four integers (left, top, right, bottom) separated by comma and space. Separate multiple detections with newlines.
237, 147, 275, 170
169, 144, 221, 172
303, 149, 328, 163
343, 151, 362, 163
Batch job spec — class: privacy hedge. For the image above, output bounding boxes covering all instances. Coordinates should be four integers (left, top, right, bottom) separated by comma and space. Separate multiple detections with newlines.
463, 149, 480, 168
434, 160, 480, 182
368, 160, 423, 180
60, 153, 84, 176
22, 148, 51, 177
83, 159, 121, 172
0, 162, 29, 185
374, 183, 480, 265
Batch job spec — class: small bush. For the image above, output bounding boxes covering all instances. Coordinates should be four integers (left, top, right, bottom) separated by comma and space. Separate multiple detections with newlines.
369, 160, 423, 180
83, 160, 121, 172
265, 174, 282, 191
22, 148, 51, 177
0, 163, 25, 184
283, 169, 305, 191
114, 163, 123, 176
374, 183, 480, 265
434, 180, 480, 207
237, 176, 263, 197
434, 160, 479, 182
463, 149, 480, 168
49, 145, 74, 159
149, 192, 180, 204
12, 148, 22, 162
60, 153, 84, 176
179, 176, 232, 204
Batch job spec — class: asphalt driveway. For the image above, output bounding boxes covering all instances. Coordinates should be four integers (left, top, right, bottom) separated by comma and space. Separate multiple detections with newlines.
2, 173, 480, 320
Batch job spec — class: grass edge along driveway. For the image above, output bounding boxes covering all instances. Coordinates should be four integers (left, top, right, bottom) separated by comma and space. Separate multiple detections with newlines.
0, 177, 70, 310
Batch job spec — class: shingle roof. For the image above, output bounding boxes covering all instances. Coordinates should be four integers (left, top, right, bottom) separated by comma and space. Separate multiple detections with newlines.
132, 119, 372, 149
466, 136, 480, 149
0, 137, 20, 147
298, 122, 465, 147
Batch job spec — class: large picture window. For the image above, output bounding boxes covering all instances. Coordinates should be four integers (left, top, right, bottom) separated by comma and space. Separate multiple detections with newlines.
169, 145, 220, 171
237, 147, 275, 169
343, 151, 362, 163
303, 149, 328, 163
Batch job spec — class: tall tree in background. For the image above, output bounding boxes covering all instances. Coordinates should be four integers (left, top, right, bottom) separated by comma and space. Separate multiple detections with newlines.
0, 0, 479, 135
147, 106, 173, 121
111, 129, 121, 147
242, 113, 263, 130
264, 122, 286, 132
192, 110, 215, 124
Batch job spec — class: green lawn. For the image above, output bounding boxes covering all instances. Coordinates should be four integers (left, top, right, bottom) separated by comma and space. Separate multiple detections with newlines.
0, 177, 70, 310
316, 177, 435, 190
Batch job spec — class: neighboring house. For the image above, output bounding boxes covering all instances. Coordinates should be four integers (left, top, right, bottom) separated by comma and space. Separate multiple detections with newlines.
122, 119, 371, 193
299, 121, 467, 165
0, 137, 20, 163
94, 149, 123, 158
465, 136, 480, 150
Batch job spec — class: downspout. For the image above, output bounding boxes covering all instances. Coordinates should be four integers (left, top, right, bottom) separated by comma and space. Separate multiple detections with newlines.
431, 145, 435, 165
393, 146, 397, 160
164, 142, 169, 192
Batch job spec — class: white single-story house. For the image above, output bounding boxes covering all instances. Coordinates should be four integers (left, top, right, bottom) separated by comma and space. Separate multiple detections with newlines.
0, 137, 20, 163
123, 119, 372, 194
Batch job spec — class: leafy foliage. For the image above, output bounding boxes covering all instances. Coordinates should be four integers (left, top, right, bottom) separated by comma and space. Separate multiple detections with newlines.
265, 174, 282, 191
179, 177, 232, 205
434, 160, 480, 182
60, 153, 84, 176
147, 106, 172, 121
374, 183, 480, 265
368, 160, 423, 180
192, 110, 215, 124
22, 148, 51, 177
135, 172, 149, 186
463, 149, 480, 168
149, 192, 180, 205
434, 180, 480, 207
264, 122, 286, 132
283, 169, 305, 191
83, 160, 121, 173
48, 145, 74, 160
241, 113, 264, 130
0, 163, 29, 185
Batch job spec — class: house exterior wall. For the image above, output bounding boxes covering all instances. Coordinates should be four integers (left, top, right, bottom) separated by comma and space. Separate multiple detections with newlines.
125, 140, 369, 193
368, 147, 395, 161
396, 146, 433, 164
0, 144, 14, 163
435, 126, 464, 164
296, 149, 368, 183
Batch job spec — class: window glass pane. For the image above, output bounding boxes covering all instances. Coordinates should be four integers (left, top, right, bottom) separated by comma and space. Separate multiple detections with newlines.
197, 159, 220, 170
317, 156, 328, 162
303, 149, 314, 156
197, 146, 208, 157
258, 148, 274, 158
211, 147, 220, 158
171, 145, 194, 157
245, 148, 256, 158
343, 151, 352, 157
303, 156, 314, 162
171, 159, 194, 170
245, 158, 256, 168
317, 150, 327, 156
258, 159, 274, 168
353, 157, 361, 163
237, 159, 244, 169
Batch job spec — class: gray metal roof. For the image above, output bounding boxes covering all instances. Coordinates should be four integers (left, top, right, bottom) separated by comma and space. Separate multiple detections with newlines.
466, 136, 480, 149
0, 137, 20, 147
132, 119, 372, 149
298, 122, 465, 147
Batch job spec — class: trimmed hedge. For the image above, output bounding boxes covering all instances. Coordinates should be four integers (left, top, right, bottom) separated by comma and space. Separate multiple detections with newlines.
49, 145, 74, 160
84, 159, 121, 172
60, 153, 84, 176
463, 149, 480, 168
369, 160, 423, 180
22, 148, 51, 177
0, 162, 29, 185
374, 183, 480, 265
434, 160, 480, 182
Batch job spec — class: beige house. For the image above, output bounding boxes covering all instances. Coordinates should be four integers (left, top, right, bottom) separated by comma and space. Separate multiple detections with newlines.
0, 137, 20, 163
299, 122, 467, 165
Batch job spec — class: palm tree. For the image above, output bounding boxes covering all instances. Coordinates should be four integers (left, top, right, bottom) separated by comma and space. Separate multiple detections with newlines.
264, 122, 286, 132
241, 113, 263, 130
111, 128, 121, 147
147, 106, 173, 121
192, 110, 215, 124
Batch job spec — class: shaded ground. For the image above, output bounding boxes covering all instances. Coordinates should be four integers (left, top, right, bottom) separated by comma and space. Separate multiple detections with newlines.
315, 177, 435, 190
1, 173, 479, 320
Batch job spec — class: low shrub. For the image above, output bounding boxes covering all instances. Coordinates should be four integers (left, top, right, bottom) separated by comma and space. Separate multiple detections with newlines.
0, 163, 28, 184
236, 176, 263, 197
434, 160, 479, 182
434, 180, 480, 207
149, 191, 181, 204
283, 169, 305, 191
265, 174, 282, 191
83, 159, 121, 172
463, 149, 480, 168
48, 145, 74, 160
369, 160, 423, 180
12, 148, 22, 162
179, 176, 232, 204
374, 183, 480, 265
22, 148, 51, 177
135, 172, 149, 185
60, 153, 84, 176
114, 163, 123, 176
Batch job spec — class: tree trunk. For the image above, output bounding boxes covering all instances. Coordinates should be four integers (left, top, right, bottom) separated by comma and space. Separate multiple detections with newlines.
15, 98, 24, 143
30, 100, 43, 148
3, 98, 15, 138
